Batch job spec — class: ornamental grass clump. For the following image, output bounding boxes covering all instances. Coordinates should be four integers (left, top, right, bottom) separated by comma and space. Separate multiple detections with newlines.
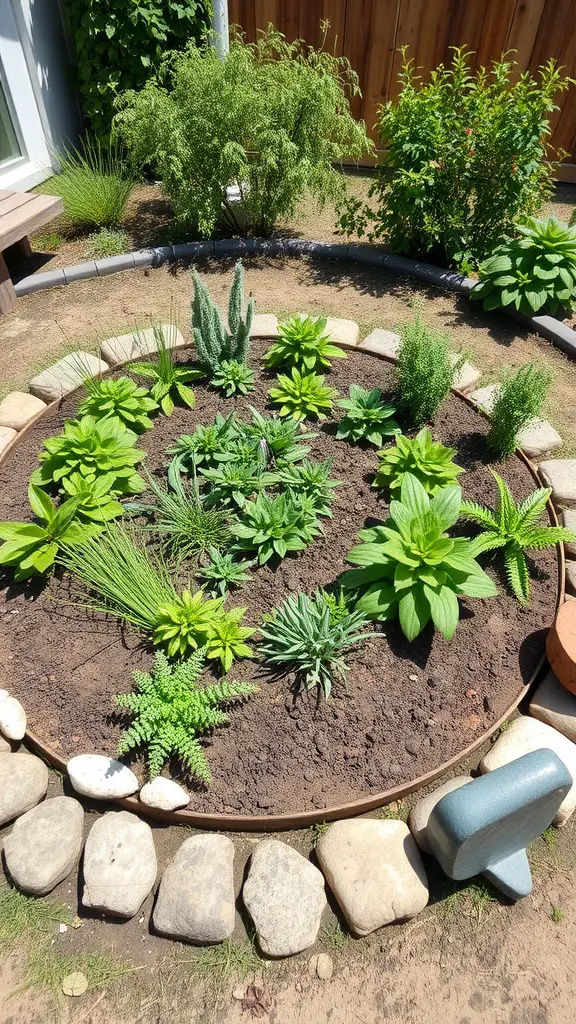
487, 362, 553, 460
130, 472, 233, 560
0, 484, 97, 582
77, 375, 158, 432
268, 368, 338, 422
258, 591, 370, 699
31, 415, 145, 495
395, 312, 456, 427
264, 316, 346, 372
374, 427, 464, 496
133, 329, 203, 416
39, 139, 134, 229
461, 470, 576, 604
336, 386, 399, 446
342, 474, 497, 641
114, 650, 257, 783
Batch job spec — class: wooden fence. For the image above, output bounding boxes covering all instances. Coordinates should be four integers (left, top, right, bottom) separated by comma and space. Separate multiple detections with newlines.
228, 0, 576, 178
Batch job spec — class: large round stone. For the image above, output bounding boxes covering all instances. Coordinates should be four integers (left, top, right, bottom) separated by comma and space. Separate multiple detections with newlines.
0, 752, 49, 826
4, 795, 84, 895
242, 840, 327, 957
153, 834, 235, 944
67, 754, 138, 799
139, 777, 189, 811
0, 695, 26, 741
82, 810, 157, 918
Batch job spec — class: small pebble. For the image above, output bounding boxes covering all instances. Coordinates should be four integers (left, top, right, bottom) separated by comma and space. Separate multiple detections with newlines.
405, 738, 421, 756
409, 674, 418, 682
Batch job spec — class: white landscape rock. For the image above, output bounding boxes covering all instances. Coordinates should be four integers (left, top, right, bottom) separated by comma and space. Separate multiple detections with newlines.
324, 316, 360, 350
243, 839, 327, 957
468, 383, 500, 413
29, 352, 108, 403
250, 313, 279, 338
408, 775, 474, 854
0, 426, 16, 456
67, 754, 139, 799
561, 510, 576, 558
100, 323, 185, 365
359, 329, 401, 360
0, 752, 49, 826
450, 355, 481, 393
539, 460, 576, 509
517, 419, 562, 460
0, 391, 47, 431
153, 834, 236, 943
530, 670, 576, 744
480, 716, 576, 826
139, 777, 189, 812
82, 810, 157, 918
0, 695, 26, 741
316, 819, 429, 937
4, 796, 84, 896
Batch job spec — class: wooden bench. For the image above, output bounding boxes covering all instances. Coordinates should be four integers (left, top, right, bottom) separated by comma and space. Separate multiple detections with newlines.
0, 188, 64, 315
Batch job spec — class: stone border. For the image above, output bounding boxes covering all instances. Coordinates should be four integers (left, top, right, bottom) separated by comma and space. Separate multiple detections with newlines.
11, 239, 576, 361
0, 322, 566, 830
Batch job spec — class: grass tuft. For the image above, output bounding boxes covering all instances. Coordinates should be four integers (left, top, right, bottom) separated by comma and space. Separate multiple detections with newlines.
84, 227, 129, 259
26, 947, 137, 996
179, 939, 264, 987
320, 921, 350, 951
0, 886, 71, 947
309, 821, 330, 848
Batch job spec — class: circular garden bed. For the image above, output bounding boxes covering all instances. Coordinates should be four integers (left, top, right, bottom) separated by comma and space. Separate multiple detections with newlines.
0, 333, 561, 824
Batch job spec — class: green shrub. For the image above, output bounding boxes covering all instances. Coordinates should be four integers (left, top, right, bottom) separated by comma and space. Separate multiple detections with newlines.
133, 329, 203, 415
60, 472, 125, 523
198, 548, 255, 596
338, 47, 571, 269
192, 265, 253, 373
487, 362, 553, 460
341, 474, 496, 641
461, 471, 576, 604
336, 386, 399, 446
167, 413, 239, 483
211, 359, 255, 397
264, 316, 345, 372
77, 376, 158, 432
0, 484, 96, 581
277, 459, 340, 518
131, 472, 232, 560
84, 227, 129, 259
258, 591, 370, 699
234, 492, 320, 565
38, 139, 134, 229
374, 427, 464, 496
204, 607, 255, 672
31, 415, 145, 494
472, 216, 576, 316
395, 311, 455, 427
268, 368, 338, 422
66, 0, 210, 142
153, 589, 227, 659
115, 650, 257, 783
114, 25, 370, 236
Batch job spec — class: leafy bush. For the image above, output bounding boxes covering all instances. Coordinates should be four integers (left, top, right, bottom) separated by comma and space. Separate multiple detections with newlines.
211, 359, 255, 397
461, 471, 576, 604
133, 332, 203, 415
264, 316, 345, 372
0, 484, 96, 581
31, 415, 145, 494
77, 376, 158, 432
258, 591, 370, 699
336, 386, 399, 446
374, 427, 464, 496
153, 589, 227, 659
132, 472, 232, 560
235, 492, 320, 565
114, 25, 370, 236
114, 650, 257, 783
472, 216, 576, 316
200, 462, 279, 509
66, 0, 210, 142
38, 139, 134, 229
204, 607, 255, 672
83, 227, 129, 259
338, 47, 571, 268
342, 474, 496, 641
167, 413, 238, 482
268, 368, 338, 421
277, 459, 340, 518
192, 265, 253, 373
198, 548, 255, 596
395, 311, 455, 427
487, 362, 553, 460
60, 472, 125, 524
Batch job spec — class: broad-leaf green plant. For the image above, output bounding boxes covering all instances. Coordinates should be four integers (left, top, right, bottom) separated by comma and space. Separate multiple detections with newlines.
234, 491, 320, 564
277, 459, 340, 517
153, 589, 251, 665
461, 470, 576, 604
0, 484, 96, 581
341, 474, 497, 641
242, 408, 316, 466
374, 427, 464, 496
268, 368, 338, 422
166, 413, 238, 485
336, 386, 399, 446
487, 362, 553, 460
60, 472, 125, 523
200, 462, 279, 509
211, 359, 255, 397
133, 329, 204, 415
264, 315, 345, 372
205, 607, 255, 672
77, 375, 158, 432
31, 415, 145, 494
114, 650, 257, 783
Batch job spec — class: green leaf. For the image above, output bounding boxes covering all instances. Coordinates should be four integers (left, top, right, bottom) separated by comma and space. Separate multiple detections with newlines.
398, 587, 430, 641
430, 485, 461, 530
27, 484, 55, 522
423, 584, 459, 640
400, 473, 429, 515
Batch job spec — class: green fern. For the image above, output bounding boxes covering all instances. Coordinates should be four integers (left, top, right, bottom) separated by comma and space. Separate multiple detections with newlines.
114, 650, 258, 782
461, 470, 576, 603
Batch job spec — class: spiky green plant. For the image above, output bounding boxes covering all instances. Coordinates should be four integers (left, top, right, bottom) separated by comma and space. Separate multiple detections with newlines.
486, 362, 553, 460
461, 470, 576, 603
191, 264, 254, 372
263, 315, 346, 371
234, 491, 320, 564
31, 415, 145, 494
243, 407, 316, 465
205, 607, 255, 672
152, 589, 227, 660
77, 375, 158, 432
60, 472, 125, 523
268, 368, 338, 421
258, 590, 370, 699
336, 385, 399, 446
130, 472, 232, 560
166, 413, 238, 485
0, 484, 97, 581
198, 548, 255, 596
396, 310, 456, 426
277, 459, 340, 517
374, 427, 464, 495
38, 138, 133, 228
200, 461, 279, 508
133, 328, 204, 415
211, 359, 255, 397
114, 650, 257, 782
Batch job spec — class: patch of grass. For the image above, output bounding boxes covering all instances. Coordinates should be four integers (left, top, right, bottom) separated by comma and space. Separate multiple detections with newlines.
541, 825, 558, 849
551, 905, 564, 923
0, 886, 71, 946
434, 878, 500, 923
309, 821, 330, 848
320, 921, 350, 951
179, 939, 265, 988
84, 227, 129, 259
26, 947, 138, 996
377, 799, 410, 822
32, 232, 65, 252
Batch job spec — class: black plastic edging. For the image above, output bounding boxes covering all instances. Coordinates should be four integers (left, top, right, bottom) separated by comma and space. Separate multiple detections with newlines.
12, 238, 576, 360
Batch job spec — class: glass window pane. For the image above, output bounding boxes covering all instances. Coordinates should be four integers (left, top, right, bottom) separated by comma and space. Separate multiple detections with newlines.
0, 82, 21, 166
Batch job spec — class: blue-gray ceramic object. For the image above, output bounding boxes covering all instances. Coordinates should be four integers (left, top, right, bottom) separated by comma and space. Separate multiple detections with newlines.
427, 748, 572, 900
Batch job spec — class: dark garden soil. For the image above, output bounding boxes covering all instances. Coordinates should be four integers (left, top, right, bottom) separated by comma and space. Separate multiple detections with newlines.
0, 340, 559, 816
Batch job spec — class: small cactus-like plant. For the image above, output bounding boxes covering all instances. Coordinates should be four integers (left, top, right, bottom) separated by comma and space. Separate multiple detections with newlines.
191, 263, 254, 373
